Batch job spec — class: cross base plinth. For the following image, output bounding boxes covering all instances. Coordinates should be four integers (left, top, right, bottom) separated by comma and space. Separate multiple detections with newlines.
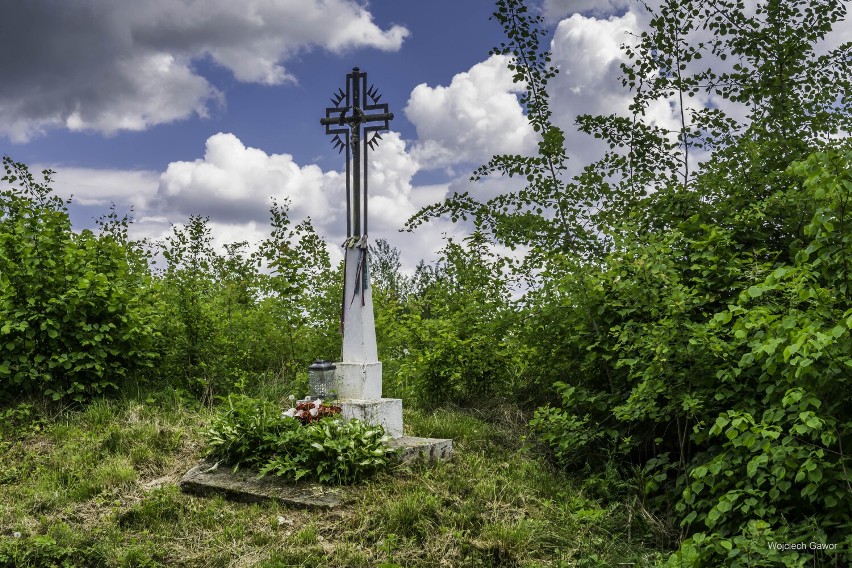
338, 398, 403, 438
334, 361, 382, 400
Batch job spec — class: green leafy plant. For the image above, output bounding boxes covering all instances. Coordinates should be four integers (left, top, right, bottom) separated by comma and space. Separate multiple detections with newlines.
259, 417, 394, 485
204, 394, 295, 470
0, 157, 159, 403
204, 394, 396, 484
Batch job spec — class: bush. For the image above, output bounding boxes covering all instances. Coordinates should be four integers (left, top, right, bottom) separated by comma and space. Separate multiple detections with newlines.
530, 150, 852, 565
0, 157, 158, 402
154, 203, 341, 401
382, 234, 520, 406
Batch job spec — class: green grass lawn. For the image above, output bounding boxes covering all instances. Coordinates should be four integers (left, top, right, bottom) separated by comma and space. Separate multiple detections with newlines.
0, 392, 670, 567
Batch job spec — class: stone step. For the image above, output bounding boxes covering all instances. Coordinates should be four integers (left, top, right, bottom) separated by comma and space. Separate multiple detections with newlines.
389, 436, 454, 464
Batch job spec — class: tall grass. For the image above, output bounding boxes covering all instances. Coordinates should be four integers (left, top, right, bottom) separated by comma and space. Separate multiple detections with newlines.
0, 394, 667, 567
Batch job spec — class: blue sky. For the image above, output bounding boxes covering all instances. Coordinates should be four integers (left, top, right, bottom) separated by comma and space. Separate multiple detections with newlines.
6, 1, 505, 175
2, 0, 540, 268
2, 0, 848, 270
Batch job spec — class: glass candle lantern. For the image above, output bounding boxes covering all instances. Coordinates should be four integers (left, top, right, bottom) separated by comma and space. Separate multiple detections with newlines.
308, 360, 337, 400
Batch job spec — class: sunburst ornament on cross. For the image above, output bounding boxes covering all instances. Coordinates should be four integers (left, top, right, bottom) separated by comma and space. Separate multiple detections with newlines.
320, 66, 394, 239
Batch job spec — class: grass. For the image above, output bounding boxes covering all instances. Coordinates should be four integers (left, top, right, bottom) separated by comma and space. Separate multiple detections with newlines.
0, 392, 671, 567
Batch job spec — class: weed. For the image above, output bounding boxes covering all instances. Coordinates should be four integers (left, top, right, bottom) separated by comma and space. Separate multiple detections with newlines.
378, 491, 441, 539
294, 524, 319, 546
118, 485, 186, 530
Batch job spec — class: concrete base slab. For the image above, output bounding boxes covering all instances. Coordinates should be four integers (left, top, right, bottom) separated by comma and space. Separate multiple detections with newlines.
179, 462, 345, 509
390, 436, 454, 464
179, 437, 453, 508
339, 398, 403, 438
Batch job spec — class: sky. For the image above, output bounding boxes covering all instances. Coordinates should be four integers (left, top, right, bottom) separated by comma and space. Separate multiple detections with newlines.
1, 0, 850, 272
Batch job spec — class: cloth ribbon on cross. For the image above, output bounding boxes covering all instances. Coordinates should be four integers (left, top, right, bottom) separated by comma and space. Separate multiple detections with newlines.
339, 236, 370, 334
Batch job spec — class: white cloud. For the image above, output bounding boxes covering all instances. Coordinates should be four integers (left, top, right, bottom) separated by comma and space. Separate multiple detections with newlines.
399, 11, 683, 175
546, 11, 715, 175
47, 167, 160, 210
551, 13, 636, 100
549, 12, 643, 134
176, 0, 409, 85
542, 0, 632, 21
364, 132, 420, 233
143, 131, 457, 268
404, 55, 538, 169
0, 0, 408, 141
44, 129, 460, 270
153, 130, 428, 238
155, 132, 339, 225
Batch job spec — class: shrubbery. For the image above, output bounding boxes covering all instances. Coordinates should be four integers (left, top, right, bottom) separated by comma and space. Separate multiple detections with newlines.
527, 151, 852, 565
0, 158, 158, 402
375, 233, 521, 406
404, 0, 852, 565
0, 158, 340, 405
156, 203, 340, 402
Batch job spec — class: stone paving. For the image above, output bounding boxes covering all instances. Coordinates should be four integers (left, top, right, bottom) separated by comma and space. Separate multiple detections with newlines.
179, 436, 452, 509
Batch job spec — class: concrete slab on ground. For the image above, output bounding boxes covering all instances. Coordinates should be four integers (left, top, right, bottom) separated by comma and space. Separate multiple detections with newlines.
179, 462, 346, 509
179, 437, 452, 508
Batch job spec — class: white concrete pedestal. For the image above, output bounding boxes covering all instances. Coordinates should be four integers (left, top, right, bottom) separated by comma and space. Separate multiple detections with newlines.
331, 242, 453, 458
335, 242, 404, 438
335, 361, 382, 400
340, 245, 378, 364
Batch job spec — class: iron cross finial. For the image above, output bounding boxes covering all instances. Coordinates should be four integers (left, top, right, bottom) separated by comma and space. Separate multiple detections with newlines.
320, 67, 394, 238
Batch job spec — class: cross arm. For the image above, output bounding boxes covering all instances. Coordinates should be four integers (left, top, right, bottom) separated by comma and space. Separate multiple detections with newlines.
320, 111, 394, 126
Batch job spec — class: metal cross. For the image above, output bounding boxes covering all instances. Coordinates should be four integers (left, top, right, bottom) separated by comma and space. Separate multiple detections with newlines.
320, 67, 393, 238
